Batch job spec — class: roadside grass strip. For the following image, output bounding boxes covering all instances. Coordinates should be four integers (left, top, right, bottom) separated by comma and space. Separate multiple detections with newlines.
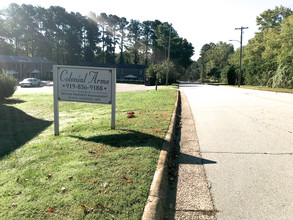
229, 85, 293, 94
0, 89, 177, 220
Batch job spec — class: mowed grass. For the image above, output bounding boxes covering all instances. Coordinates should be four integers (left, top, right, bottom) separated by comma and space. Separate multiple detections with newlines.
0, 89, 177, 220
225, 85, 293, 94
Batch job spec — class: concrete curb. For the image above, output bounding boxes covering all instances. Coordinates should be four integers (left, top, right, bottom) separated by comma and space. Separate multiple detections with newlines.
142, 91, 180, 220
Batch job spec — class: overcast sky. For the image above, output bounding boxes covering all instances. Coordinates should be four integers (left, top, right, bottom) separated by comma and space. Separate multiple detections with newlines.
1, 0, 293, 60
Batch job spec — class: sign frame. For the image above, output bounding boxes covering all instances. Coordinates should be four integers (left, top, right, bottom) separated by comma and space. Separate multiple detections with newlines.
53, 65, 116, 135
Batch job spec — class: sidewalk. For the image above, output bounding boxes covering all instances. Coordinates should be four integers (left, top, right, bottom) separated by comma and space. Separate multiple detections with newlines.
165, 91, 218, 220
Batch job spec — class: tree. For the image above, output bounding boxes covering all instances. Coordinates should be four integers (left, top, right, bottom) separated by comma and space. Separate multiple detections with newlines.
83, 12, 100, 63
108, 15, 119, 55
184, 61, 200, 81
142, 20, 152, 65
0, 3, 195, 74
256, 6, 292, 31
171, 37, 194, 70
0, 13, 13, 55
127, 19, 142, 65
154, 23, 173, 62
117, 17, 128, 64
34, 6, 55, 59
146, 60, 175, 85
207, 42, 234, 80
149, 20, 163, 64
197, 43, 215, 80
237, 6, 292, 87
197, 42, 232, 81
101, 14, 119, 63
220, 65, 236, 85
154, 23, 194, 78
2, 3, 24, 56
270, 14, 293, 88
97, 13, 108, 63
64, 12, 84, 64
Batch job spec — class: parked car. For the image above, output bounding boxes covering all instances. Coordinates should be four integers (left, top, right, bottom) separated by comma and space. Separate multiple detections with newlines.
19, 78, 41, 87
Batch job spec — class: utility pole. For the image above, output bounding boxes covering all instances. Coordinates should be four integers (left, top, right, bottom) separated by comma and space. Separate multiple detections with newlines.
166, 24, 172, 86
235, 26, 248, 87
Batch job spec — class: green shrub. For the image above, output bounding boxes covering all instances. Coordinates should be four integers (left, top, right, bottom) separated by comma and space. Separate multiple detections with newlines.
220, 65, 236, 85
269, 66, 293, 89
0, 73, 17, 100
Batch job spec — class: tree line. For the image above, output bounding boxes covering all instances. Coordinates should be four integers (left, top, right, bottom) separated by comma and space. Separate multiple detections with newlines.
188, 6, 293, 89
0, 3, 194, 82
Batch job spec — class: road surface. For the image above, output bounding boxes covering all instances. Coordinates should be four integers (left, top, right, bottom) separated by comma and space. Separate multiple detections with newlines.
180, 84, 293, 220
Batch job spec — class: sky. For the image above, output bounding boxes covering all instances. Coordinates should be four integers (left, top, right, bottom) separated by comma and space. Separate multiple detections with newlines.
1, 0, 293, 60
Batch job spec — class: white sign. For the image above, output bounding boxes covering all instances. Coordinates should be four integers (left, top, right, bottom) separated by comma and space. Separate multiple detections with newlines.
53, 65, 116, 135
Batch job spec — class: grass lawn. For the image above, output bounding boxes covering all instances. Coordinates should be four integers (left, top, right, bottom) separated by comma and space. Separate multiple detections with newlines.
205, 82, 293, 94
232, 85, 293, 94
0, 89, 177, 219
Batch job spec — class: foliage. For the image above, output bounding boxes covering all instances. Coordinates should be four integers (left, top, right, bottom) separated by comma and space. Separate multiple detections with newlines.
256, 6, 292, 31
0, 73, 17, 100
146, 60, 176, 84
198, 42, 234, 81
184, 61, 201, 81
220, 65, 236, 85
244, 6, 293, 88
198, 5, 293, 89
268, 66, 293, 88
0, 3, 194, 75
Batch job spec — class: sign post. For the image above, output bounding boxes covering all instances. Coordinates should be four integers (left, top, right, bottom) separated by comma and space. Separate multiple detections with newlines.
53, 65, 116, 136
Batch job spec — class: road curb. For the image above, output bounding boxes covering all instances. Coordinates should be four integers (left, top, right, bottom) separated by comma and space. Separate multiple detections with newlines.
142, 90, 180, 220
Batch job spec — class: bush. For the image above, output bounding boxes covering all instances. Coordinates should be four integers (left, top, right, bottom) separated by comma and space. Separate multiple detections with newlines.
220, 65, 236, 85
0, 73, 17, 100
269, 66, 293, 89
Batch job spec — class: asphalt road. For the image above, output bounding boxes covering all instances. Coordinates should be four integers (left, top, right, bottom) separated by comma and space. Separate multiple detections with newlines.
15, 81, 156, 94
180, 84, 293, 220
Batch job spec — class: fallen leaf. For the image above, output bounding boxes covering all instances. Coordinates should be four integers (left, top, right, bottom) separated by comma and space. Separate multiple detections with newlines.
80, 204, 86, 211
97, 203, 103, 207
11, 202, 17, 206
48, 207, 53, 212
126, 180, 133, 184
127, 112, 135, 118
80, 204, 89, 213
68, 176, 73, 180
130, 166, 137, 172
47, 174, 52, 178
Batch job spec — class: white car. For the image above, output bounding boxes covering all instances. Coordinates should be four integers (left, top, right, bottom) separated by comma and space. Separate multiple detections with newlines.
19, 78, 41, 87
